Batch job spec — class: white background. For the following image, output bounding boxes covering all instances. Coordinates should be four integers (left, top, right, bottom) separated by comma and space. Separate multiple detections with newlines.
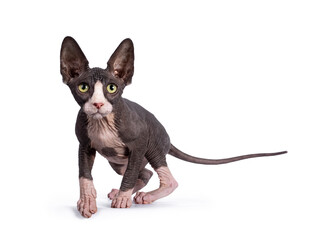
1, 0, 319, 239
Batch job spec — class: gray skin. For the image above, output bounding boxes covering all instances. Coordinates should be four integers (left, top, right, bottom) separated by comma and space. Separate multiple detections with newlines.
60, 37, 287, 215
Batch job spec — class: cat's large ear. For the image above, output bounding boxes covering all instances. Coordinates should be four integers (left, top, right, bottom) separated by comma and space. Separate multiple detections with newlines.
107, 38, 134, 86
60, 36, 89, 84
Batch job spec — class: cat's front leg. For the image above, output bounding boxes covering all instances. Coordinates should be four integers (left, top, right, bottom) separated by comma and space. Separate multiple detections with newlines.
77, 177, 97, 217
111, 149, 145, 208
77, 144, 97, 218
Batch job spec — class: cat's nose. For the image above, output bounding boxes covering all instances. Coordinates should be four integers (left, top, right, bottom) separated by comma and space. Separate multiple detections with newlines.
93, 102, 104, 109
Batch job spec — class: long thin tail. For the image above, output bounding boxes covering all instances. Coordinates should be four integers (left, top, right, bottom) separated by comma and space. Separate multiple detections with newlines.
168, 144, 287, 165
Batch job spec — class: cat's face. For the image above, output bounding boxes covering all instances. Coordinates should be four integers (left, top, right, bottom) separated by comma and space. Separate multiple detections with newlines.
60, 37, 134, 118
67, 68, 125, 119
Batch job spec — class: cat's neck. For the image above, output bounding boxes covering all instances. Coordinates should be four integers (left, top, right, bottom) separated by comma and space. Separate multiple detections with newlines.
87, 112, 117, 132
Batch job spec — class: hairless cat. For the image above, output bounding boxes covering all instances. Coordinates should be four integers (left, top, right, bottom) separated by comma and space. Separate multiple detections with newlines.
60, 37, 287, 218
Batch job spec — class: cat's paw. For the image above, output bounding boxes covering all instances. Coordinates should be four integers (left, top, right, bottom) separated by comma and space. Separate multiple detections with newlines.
77, 195, 97, 218
77, 178, 97, 218
108, 188, 119, 200
134, 192, 153, 204
111, 191, 132, 208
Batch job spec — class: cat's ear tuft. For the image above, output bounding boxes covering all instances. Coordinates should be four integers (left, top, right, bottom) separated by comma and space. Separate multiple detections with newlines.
60, 36, 89, 84
106, 38, 134, 86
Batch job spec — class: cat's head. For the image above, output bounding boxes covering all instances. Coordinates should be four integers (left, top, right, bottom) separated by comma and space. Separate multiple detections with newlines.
60, 37, 134, 119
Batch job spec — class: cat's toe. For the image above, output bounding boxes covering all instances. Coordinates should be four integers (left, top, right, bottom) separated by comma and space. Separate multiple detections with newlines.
108, 188, 119, 200
77, 195, 97, 218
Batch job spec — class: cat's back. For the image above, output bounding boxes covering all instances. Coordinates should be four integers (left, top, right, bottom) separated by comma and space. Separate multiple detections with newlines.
122, 98, 171, 153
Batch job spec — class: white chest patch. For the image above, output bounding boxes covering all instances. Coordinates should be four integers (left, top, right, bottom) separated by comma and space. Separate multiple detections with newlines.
87, 113, 127, 157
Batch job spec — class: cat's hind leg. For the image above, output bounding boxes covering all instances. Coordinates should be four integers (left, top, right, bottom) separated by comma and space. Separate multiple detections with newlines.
134, 163, 178, 204
107, 166, 153, 200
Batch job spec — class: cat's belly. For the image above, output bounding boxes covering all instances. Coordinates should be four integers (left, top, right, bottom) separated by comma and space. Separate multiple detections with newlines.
90, 134, 129, 165
99, 147, 129, 165
106, 156, 128, 165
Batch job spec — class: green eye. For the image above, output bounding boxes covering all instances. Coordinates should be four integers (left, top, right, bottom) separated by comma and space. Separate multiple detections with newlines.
78, 83, 89, 93
107, 84, 117, 94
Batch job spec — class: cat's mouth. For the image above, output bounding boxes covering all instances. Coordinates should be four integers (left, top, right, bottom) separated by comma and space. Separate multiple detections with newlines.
83, 99, 113, 119
84, 108, 110, 120
91, 112, 107, 120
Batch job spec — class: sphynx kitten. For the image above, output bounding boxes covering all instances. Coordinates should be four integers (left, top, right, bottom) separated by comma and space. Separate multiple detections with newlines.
60, 37, 287, 218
